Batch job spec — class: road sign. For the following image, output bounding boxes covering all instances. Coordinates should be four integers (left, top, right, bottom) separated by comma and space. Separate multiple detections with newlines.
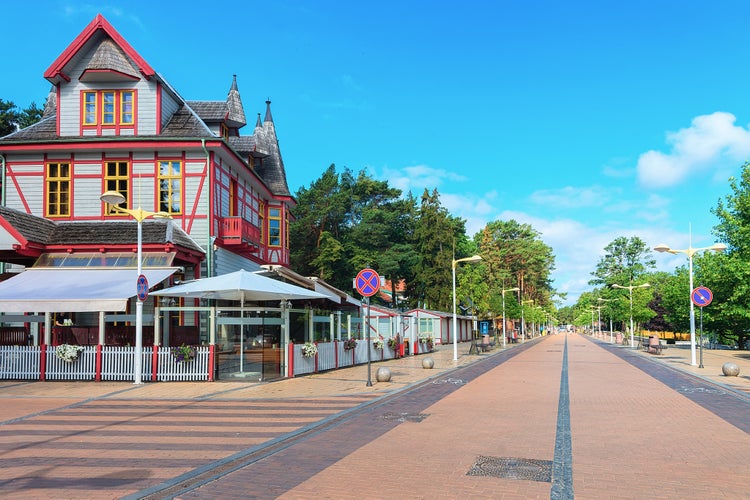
136, 274, 149, 301
355, 268, 380, 297
691, 286, 712, 307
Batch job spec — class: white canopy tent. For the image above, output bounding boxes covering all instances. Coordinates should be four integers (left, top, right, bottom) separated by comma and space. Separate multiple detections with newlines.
152, 269, 329, 374
0, 268, 177, 313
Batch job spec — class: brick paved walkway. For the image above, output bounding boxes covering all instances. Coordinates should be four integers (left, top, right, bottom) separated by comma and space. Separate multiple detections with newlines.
182, 335, 750, 499
0, 335, 748, 499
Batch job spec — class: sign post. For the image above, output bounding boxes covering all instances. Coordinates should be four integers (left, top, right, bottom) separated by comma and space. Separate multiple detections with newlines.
691, 286, 713, 368
355, 268, 379, 386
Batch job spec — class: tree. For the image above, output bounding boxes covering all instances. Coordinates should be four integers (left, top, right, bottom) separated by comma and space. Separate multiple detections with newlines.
0, 99, 44, 137
590, 236, 655, 287
476, 219, 555, 308
0, 99, 20, 137
710, 161, 750, 349
410, 188, 465, 311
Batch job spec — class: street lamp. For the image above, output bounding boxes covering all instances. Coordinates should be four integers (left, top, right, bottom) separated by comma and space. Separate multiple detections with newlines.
501, 286, 519, 347
100, 190, 171, 384
611, 282, 651, 349
452, 255, 482, 361
520, 299, 534, 342
597, 298, 613, 342
654, 240, 726, 366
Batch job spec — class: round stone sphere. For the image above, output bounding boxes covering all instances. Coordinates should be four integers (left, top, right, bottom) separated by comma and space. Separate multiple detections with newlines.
422, 357, 434, 369
722, 362, 740, 377
376, 366, 392, 382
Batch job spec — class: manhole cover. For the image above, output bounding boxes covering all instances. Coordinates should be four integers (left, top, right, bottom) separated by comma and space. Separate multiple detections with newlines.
381, 412, 429, 423
467, 456, 552, 482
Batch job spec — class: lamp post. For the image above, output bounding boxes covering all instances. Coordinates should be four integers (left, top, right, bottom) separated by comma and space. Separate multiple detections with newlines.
452, 255, 482, 361
100, 190, 171, 384
654, 239, 726, 366
501, 287, 519, 347
597, 298, 612, 342
611, 282, 651, 349
520, 299, 534, 342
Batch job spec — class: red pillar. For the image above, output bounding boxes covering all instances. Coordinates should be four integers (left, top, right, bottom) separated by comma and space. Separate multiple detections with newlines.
151, 345, 159, 382
95, 344, 102, 381
207, 344, 215, 382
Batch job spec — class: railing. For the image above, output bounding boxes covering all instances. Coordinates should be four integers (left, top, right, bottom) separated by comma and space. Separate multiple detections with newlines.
0, 345, 212, 382
289, 340, 426, 377
218, 216, 261, 246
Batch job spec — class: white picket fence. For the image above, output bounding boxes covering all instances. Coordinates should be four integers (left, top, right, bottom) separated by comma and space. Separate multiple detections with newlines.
0, 345, 211, 382
291, 340, 424, 377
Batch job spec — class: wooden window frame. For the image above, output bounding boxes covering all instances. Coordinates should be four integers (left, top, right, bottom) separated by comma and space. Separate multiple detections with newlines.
81, 90, 136, 130
83, 92, 97, 125
158, 160, 182, 215
268, 207, 281, 247
104, 161, 130, 215
45, 162, 71, 217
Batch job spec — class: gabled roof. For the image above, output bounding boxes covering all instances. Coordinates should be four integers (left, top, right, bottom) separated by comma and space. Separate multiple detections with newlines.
44, 14, 155, 84
81, 38, 140, 81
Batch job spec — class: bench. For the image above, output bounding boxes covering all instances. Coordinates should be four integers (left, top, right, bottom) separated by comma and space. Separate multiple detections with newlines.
470, 341, 495, 354
643, 336, 667, 355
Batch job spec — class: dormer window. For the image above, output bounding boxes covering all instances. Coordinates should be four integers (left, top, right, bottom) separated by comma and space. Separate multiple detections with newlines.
220, 123, 229, 141
81, 90, 136, 133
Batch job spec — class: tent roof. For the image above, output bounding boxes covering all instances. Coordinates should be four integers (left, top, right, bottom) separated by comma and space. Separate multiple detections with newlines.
0, 268, 176, 312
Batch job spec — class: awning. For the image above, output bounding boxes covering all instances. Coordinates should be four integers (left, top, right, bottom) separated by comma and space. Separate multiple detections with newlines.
0, 268, 177, 313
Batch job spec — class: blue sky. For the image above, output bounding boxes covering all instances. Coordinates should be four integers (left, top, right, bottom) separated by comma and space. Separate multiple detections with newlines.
4, 1, 749, 305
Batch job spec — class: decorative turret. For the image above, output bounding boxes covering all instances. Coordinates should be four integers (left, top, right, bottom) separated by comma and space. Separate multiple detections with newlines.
225, 74, 247, 128
253, 99, 291, 197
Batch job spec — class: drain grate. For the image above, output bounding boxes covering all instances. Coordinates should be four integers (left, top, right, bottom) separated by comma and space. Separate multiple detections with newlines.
466, 456, 552, 482
380, 412, 429, 423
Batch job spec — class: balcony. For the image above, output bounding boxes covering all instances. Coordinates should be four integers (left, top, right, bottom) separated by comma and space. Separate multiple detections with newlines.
217, 217, 261, 255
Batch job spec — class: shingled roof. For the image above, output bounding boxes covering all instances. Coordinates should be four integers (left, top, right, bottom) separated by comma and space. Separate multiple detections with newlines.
161, 104, 214, 137
0, 205, 204, 258
0, 205, 57, 244
253, 100, 292, 197
52, 220, 205, 255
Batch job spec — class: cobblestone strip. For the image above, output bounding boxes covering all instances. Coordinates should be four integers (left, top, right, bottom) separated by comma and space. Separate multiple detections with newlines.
551, 335, 574, 499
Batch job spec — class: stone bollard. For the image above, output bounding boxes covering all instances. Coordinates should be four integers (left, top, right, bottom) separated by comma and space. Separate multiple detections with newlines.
722, 362, 740, 377
422, 357, 434, 369
376, 366, 392, 382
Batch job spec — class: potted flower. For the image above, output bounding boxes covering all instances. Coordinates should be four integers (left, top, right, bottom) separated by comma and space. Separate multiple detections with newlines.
373, 338, 384, 350
55, 343, 84, 363
387, 338, 399, 350
343, 338, 357, 350
302, 342, 318, 358
171, 344, 196, 363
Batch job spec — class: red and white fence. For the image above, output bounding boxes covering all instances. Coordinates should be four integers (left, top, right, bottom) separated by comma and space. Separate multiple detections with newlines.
0, 345, 212, 382
288, 339, 433, 377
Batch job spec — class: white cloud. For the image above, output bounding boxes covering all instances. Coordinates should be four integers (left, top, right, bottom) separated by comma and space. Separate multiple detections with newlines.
528, 185, 612, 209
636, 112, 750, 188
377, 164, 467, 195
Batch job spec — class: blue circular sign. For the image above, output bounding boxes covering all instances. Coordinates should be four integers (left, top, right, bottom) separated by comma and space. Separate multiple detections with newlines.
136, 274, 149, 301
355, 268, 379, 297
691, 286, 712, 307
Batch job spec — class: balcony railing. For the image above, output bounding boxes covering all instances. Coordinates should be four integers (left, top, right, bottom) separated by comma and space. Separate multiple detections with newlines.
218, 217, 261, 253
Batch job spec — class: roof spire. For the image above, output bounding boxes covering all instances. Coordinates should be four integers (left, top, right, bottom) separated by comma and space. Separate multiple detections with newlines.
264, 98, 273, 123
225, 74, 246, 127
255, 112, 262, 128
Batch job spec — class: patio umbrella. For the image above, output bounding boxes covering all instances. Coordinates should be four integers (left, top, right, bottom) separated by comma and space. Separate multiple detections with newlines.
152, 270, 328, 373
